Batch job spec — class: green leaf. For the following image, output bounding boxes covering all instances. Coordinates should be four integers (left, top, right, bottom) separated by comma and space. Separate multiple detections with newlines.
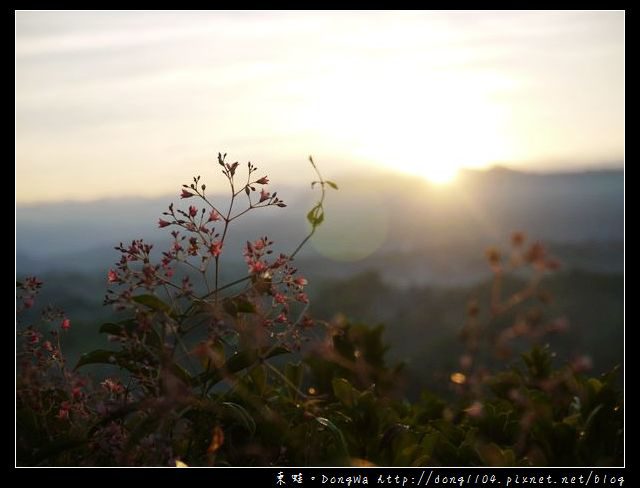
99, 322, 127, 336
587, 378, 603, 395
75, 349, 119, 370
522, 345, 552, 379
285, 362, 304, 398
171, 363, 194, 386
306, 204, 325, 229
222, 402, 256, 435
195, 346, 290, 388
584, 404, 604, 432
99, 319, 162, 349
249, 364, 268, 394
332, 378, 356, 407
381, 423, 410, 451
235, 297, 257, 314
223, 298, 238, 317
315, 417, 349, 458
75, 348, 158, 377
480, 443, 516, 466
132, 294, 174, 316
223, 295, 257, 317
326, 180, 338, 190
307, 206, 319, 225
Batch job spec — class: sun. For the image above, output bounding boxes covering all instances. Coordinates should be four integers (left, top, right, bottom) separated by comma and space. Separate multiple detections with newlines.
421, 163, 458, 185
308, 68, 510, 185
377, 152, 464, 185
349, 119, 504, 186
328, 86, 507, 186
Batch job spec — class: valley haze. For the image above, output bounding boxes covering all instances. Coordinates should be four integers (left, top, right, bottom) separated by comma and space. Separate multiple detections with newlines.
17, 165, 623, 285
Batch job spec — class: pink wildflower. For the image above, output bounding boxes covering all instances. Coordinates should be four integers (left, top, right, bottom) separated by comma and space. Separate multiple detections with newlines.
28, 331, 41, 344
61, 318, 71, 330
101, 378, 125, 395
465, 401, 484, 418
57, 406, 70, 420
248, 260, 267, 274
209, 241, 223, 257
25, 277, 43, 288
107, 269, 118, 283
571, 355, 593, 373
158, 218, 171, 228
293, 277, 308, 287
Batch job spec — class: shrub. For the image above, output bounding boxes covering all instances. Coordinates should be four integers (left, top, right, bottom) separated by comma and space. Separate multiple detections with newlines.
16, 155, 622, 466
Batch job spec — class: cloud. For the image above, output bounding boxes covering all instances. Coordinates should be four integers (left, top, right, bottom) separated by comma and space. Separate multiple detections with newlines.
15, 11, 624, 203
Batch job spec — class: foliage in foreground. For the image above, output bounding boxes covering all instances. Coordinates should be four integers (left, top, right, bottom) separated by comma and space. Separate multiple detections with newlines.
16, 155, 622, 466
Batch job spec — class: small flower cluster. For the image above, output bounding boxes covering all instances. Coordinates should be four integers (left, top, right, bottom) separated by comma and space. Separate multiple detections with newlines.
18, 295, 72, 372
160, 202, 223, 262
105, 154, 290, 315
54, 377, 92, 421
101, 377, 126, 396
486, 232, 560, 274
459, 232, 566, 395
17, 154, 337, 466
19, 326, 59, 370
243, 236, 311, 332
17, 278, 96, 436
17, 276, 43, 312
104, 239, 168, 308
100, 153, 324, 373
178, 154, 286, 209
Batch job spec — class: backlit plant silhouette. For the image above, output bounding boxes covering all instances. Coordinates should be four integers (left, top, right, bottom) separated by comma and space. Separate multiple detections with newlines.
16, 155, 622, 467
99, 153, 324, 395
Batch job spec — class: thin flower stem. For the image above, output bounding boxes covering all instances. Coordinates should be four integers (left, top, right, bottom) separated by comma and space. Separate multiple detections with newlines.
290, 156, 327, 260
229, 201, 274, 222
171, 327, 200, 377
214, 173, 237, 301
263, 361, 309, 400
197, 191, 224, 219
161, 283, 179, 315
195, 157, 329, 305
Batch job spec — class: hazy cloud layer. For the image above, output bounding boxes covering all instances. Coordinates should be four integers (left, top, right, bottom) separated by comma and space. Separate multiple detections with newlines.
16, 11, 624, 203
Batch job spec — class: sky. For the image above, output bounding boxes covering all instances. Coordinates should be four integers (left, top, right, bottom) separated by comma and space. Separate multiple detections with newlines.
15, 11, 624, 204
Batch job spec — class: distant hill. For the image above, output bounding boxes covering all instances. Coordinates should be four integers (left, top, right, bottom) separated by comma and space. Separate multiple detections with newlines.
16, 166, 624, 390
16, 166, 623, 283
